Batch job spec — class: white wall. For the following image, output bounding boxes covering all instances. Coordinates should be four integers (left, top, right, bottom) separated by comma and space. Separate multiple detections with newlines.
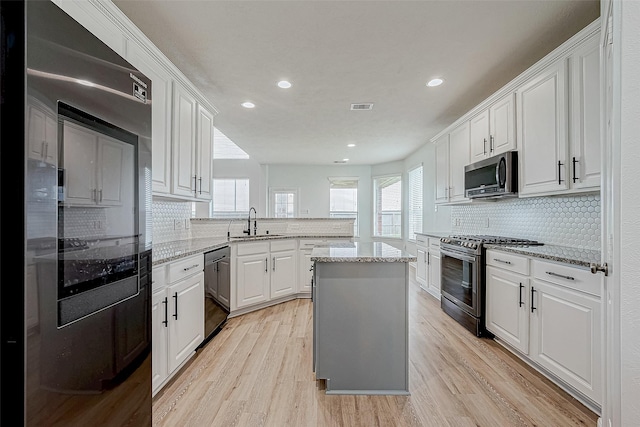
619, 0, 640, 423
195, 158, 264, 217
265, 164, 372, 240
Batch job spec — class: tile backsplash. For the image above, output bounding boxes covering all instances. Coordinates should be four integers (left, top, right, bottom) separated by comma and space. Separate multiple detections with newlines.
152, 200, 193, 244
451, 193, 600, 250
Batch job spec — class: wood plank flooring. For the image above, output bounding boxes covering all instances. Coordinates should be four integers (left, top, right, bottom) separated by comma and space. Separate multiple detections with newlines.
152, 279, 599, 426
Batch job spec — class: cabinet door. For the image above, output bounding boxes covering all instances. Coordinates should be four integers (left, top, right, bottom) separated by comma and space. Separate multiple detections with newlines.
529, 279, 601, 404
151, 289, 168, 395
469, 109, 490, 162
172, 81, 198, 198
489, 93, 516, 155
434, 135, 449, 203
428, 252, 441, 298
28, 104, 48, 161
167, 272, 204, 373
216, 258, 231, 310
298, 250, 314, 293
518, 60, 569, 195
236, 253, 270, 308
485, 266, 529, 354
416, 246, 427, 287
448, 121, 470, 201
125, 41, 172, 195
570, 33, 601, 190
196, 105, 214, 200
271, 249, 296, 299
63, 121, 98, 206
97, 135, 125, 206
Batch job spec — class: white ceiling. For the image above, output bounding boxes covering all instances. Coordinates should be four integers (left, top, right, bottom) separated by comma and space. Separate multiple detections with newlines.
113, 0, 599, 166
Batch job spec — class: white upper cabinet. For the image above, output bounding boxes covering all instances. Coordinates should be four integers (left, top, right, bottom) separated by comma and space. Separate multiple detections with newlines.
517, 59, 569, 196
171, 82, 215, 201
172, 81, 198, 198
56, 0, 218, 201
434, 134, 450, 204
196, 105, 214, 201
448, 121, 470, 202
569, 32, 601, 190
125, 40, 172, 195
431, 19, 600, 199
469, 93, 515, 163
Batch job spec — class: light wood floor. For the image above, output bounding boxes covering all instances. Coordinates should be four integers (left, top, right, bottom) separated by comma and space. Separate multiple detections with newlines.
152, 279, 599, 427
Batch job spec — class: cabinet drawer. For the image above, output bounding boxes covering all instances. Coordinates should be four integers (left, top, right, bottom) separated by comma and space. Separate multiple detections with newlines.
152, 265, 167, 292
167, 253, 204, 284
486, 250, 529, 275
299, 239, 323, 249
416, 235, 428, 247
428, 238, 441, 251
236, 241, 270, 256
531, 259, 601, 297
270, 239, 296, 252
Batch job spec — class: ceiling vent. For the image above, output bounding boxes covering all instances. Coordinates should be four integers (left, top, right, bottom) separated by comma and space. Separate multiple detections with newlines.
350, 103, 373, 111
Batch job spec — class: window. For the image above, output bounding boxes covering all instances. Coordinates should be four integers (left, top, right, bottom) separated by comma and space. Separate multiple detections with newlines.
373, 175, 402, 238
213, 127, 249, 159
211, 178, 249, 217
408, 165, 423, 240
329, 177, 359, 236
270, 188, 298, 218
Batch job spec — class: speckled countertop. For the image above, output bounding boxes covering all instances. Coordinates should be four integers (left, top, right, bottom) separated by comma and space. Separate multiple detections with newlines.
484, 243, 600, 268
415, 231, 450, 239
310, 241, 417, 263
153, 234, 353, 265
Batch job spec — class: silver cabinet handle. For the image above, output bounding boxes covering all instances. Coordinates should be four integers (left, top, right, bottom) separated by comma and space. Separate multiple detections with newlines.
183, 264, 199, 271
490, 135, 494, 152
483, 138, 487, 155
546, 271, 574, 281
98, 189, 103, 202
272, 256, 276, 271
493, 258, 512, 265
590, 263, 609, 276
193, 175, 197, 193
198, 177, 202, 194
265, 258, 268, 273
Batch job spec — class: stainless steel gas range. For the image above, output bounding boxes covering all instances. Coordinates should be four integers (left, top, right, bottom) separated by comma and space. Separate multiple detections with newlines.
439, 235, 542, 337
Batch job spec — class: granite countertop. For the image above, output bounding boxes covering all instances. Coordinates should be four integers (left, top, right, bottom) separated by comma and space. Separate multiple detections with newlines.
310, 241, 417, 263
484, 243, 600, 268
415, 231, 450, 239
153, 234, 354, 265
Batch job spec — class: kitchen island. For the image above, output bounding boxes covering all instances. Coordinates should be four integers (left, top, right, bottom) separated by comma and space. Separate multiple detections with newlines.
310, 241, 416, 395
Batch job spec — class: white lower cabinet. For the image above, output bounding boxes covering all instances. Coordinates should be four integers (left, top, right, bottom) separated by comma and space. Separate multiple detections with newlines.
416, 235, 441, 299
298, 239, 351, 295
485, 249, 602, 408
151, 254, 204, 396
235, 240, 298, 310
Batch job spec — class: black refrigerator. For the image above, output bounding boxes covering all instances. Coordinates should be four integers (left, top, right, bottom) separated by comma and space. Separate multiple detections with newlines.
1, 1, 153, 425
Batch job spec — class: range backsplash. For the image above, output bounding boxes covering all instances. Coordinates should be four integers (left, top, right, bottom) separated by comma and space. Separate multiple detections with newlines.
450, 193, 600, 250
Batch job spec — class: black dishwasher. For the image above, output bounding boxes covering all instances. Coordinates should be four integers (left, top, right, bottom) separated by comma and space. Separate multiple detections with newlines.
200, 246, 231, 348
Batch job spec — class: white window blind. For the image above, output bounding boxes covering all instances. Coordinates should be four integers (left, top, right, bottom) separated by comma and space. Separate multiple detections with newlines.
211, 178, 249, 217
373, 175, 402, 238
408, 165, 423, 240
329, 177, 358, 236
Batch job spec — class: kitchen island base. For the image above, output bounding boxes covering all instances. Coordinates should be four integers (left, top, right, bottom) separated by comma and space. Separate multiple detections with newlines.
313, 261, 409, 395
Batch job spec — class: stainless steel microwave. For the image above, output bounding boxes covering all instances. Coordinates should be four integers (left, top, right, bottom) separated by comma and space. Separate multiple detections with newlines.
464, 151, 518, 199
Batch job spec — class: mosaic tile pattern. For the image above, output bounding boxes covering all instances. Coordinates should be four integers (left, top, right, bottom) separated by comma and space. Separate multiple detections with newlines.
190, 218, 355, 240
451, 193, 600, 250
152, 200, 193, 244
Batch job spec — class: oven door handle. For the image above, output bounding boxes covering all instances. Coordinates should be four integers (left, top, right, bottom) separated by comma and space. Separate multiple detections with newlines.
440, 247, 476, 263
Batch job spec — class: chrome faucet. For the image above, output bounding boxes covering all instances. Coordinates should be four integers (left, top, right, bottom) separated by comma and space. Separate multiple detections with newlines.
243, 207, 257, 236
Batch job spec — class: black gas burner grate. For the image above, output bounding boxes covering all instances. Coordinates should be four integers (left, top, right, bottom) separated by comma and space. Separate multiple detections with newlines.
449, 235, 543, 245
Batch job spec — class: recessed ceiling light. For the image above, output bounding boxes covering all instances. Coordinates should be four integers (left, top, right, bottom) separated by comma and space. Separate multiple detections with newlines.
241, 101, 255, 108
347, 144, 356, 148
427, 78, 444, 87
277, 80, 292, 89
342, 158, 349, 162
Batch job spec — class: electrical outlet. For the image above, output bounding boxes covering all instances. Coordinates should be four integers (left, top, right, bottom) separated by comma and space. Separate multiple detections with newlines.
174, 219, 184, 230
184, 219, 190, 229
485, 218, 490, 228
434, 205, 438, 212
